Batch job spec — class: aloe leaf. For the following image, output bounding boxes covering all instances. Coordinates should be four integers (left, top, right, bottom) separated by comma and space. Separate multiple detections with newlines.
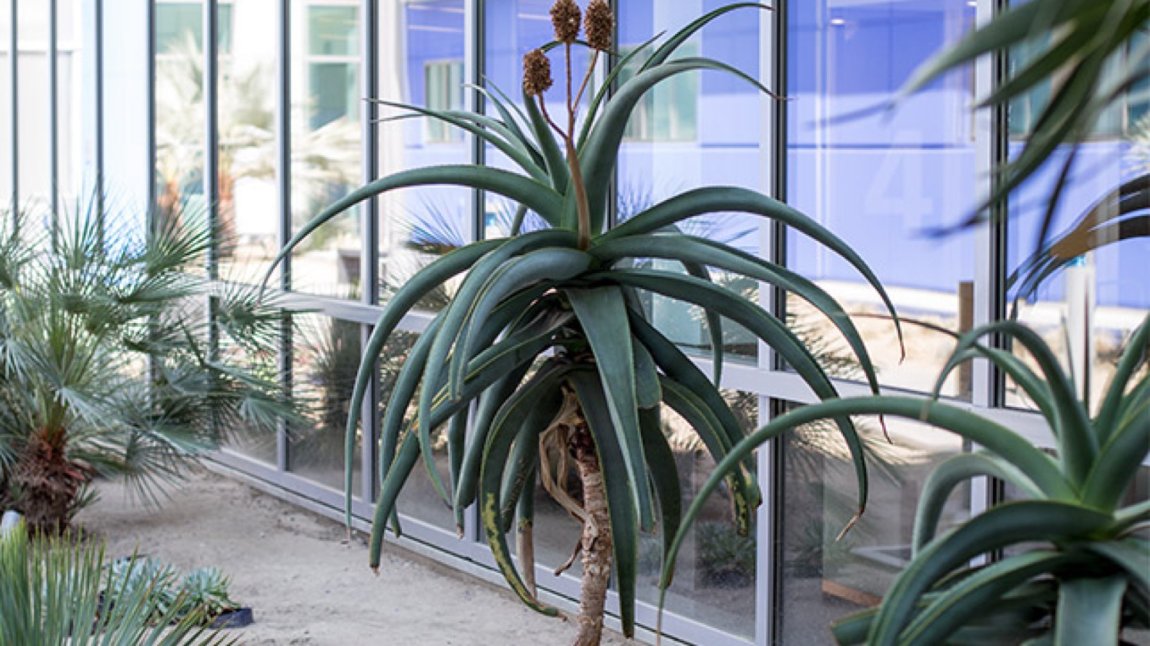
420, 231, 577, 464
939, 320, 1094, 485
903, 551, 1074, 645
632, 338, 662, 409
1081, 404, 1149, 510
638, 406, 681, 584
471, 83, 541, 164
1095, 314, 1150, 442
628, 311, 761, 511
499, 395, 555, 532
569, 370, 640, 638
266, 166, 565, 283
913, 451, 1042, 554
478, 379, 564, 616
604, 186, 904, 354
594, 232, 884, 397
452, 248, 592, 395
521, 88, 569, 195
870, 501, 1112, 646
371, 430, 421, 566
456, 360, 570, 513
337, 239, 500, 524
1053, 576, 1125, 646
582, 61, 779, 234
658, 377, 756, 536
679, 261, 725, 386
602, 268, 867, 516
661, 397, 1075, 596
375, 99, 545, 181
567, 286, 654, 531
1085, 539, 1150, 597
576, 31, 664, 148
641, 3, 770, 70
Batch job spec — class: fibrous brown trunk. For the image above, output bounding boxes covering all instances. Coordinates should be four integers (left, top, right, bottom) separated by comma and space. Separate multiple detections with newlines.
569, 426, 612, 646
11, 432, 88, 535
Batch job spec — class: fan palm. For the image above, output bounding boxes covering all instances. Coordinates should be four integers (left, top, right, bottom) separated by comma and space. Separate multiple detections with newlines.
269, 2, 900, 643
669, 315, 1149, 644
0, 203, 294, 535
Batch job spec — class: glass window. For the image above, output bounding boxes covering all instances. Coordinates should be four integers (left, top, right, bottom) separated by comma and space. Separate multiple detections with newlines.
155, 1, 207, 229
424, 60, 464, 143
777, 400, 969, 645
290, 2, 362, 298
787, 0, 979, 399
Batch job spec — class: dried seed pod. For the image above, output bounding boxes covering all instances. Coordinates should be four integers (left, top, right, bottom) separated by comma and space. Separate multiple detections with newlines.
523, 49, 553, 96
550, 0, 582, 44
584, 0, 613, 51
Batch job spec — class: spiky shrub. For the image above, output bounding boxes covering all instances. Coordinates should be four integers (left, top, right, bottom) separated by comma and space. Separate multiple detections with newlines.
0, 525, 233, 645
270, 3, 899, 643
670, 316, 1150, 644
0, 205, 294, 534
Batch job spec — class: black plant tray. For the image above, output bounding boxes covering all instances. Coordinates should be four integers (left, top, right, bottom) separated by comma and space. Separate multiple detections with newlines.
210, 607, 254, 629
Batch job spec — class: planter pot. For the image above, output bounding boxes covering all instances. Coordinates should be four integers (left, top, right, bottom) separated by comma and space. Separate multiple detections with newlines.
210, 607, 254, 629
1, 510, 23, 535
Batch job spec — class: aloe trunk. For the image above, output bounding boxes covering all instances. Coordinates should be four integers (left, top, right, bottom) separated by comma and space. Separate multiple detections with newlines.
570, 417, 612, 646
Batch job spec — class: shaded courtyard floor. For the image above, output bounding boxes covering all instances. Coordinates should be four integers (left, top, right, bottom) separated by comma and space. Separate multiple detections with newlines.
77, 469, 627, 646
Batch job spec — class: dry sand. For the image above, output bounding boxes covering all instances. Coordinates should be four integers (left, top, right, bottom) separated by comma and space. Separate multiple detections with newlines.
76, 469, 628, 646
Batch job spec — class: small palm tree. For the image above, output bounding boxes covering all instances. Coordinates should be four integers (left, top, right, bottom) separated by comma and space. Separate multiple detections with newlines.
0, 203, 294, 535
270, 2, 900, 643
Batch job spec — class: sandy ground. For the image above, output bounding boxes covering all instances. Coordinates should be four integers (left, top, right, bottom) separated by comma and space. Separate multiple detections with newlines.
76, 469, 628, 646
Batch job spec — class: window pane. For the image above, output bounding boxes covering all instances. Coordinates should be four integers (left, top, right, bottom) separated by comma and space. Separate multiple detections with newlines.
778, 400, 969, 644
217, 0, 278, 285
155, 1, 207, 232
787, 1, 978, 398
289, 314, 366, 496
618, 0, 763, 364
291, 3, 362, 298
1007, 66, 1149, 413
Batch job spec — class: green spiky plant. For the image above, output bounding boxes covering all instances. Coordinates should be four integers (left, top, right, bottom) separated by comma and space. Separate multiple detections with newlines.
0, 525, 234, 645
668, 315, 1149, 644
269, 2, 900, 643
0, 203, 295, 535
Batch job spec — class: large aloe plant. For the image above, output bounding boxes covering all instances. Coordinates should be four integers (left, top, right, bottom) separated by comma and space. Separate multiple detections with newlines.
668, 315, 1150, 644
269, 2, 899, 643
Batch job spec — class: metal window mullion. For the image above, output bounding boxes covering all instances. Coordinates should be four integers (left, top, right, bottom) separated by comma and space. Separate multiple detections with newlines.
276, 0, 292, 473
360, 0, 380, 502
461, 0, 482, 545
95, 0, 104, 220
49, 0, 58, 228
9, 0, 17, 217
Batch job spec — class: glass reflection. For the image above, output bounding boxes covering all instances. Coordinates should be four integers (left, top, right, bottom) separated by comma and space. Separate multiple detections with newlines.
787, 0, 978, 398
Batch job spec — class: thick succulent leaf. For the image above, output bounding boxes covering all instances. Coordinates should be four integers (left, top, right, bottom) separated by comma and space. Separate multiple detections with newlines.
601, 268, 867, 516
869, 501, 1112, 646
938, 320, 1094, 486
628, 311, 757, 484
371, 431, 421, 566
678, 261, 725, 386
1084, 539, 1150, 598
499, 396, 555, 532
479, 374, 568, 617
638, 406, 682, 584
1095, 314, 1150, 443
471, 83, 542, 165
658, 377, 756, 536
456, 359, 569, 514
376, 99, 545, 181
1082, 403, 1149, 510
913, 451, 1042, 554
567, 286, 655, 531
576, 31, 665, 148
662, 396, 1075, 595
452, 249, 592, 395
446, 408, 468, 498
640, 3, 770, 71
569, 370, 641, 638
582, 61, 777, 235
901, 551, 1073, 645
594, 232, 884, 397
632, 339, 662, 409
420, 231, 577, 453
603, 186, 904, 355
267, 166, 564, 283
521, 87, 570, 194
1054, 576, 1126, 646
